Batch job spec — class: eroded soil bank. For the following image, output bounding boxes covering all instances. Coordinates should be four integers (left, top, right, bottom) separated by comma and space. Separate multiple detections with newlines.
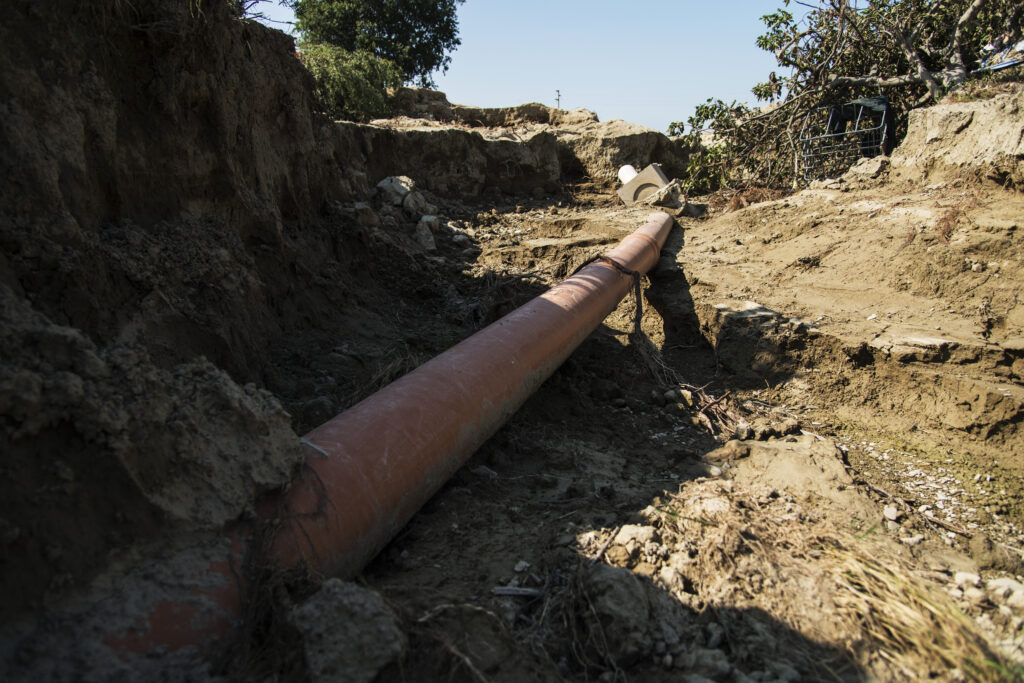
3, 2, 1024, 681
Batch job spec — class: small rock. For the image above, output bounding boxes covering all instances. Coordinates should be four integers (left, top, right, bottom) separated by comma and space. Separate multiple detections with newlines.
706, 465, 723, 477
779, 417, 801, 435
514, 560, 530, 573
954, 572, 981, 588
615, 525, 657, 546
883, 505, 902, 522
451, 232, 471, 247
733, 422, 754, 441
963, 586, 987, 604
376, 175, 415, 205
753, 422, 775, 440
413, 222, 436, 251
353, 201, 380, 227
402, 190, 429, 217
291, 579, 405, 683
682, 202, 708, 218
662, 653, 674, 669
417, 214, 440, 233
987, 577, 1024, 600
901, 535, 925, 546
886, 520, 900, 531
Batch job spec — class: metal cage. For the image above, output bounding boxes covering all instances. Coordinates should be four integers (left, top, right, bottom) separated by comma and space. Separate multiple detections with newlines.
798, 96, 891, 184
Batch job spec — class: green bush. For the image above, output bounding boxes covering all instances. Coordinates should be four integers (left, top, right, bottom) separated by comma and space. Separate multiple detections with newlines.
298, 42, 402, 121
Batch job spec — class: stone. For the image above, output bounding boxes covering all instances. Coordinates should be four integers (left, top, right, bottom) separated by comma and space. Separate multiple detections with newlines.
843, 155, 889, 180
779, 417, 801, 435
682, 201, 708, 218
376, 175, 416, 205
615, 524, 657, 546
451, 232, 471, 247
402, 190, 429, 216
353, 201, 380, 227
290, 579, 406, 683
987, 577, 1024, 600
883, 505, 902, 522
954, 571, 981, 588
733, 422, 754, 441
413, 222, 436, 251
580, 563, 652, 665
753, 422, 776, 441
901, 535, 925, 546
417, 214, 440, 233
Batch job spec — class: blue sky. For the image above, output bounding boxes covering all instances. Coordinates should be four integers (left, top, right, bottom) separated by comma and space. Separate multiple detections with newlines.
253, 1, 786, 133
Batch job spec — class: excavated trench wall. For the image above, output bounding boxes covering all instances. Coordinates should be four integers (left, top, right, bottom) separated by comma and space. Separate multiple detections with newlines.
0, 0, 690, 628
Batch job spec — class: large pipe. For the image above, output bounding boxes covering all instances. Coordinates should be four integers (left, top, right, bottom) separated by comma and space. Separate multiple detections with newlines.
102, 211, 675, 660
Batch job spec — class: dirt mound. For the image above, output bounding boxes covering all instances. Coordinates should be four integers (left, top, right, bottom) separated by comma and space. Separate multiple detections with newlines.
390, 86, 600, 127
385, 87, 691, 189
891, 85, 1024, 188
0, 282, 301, 622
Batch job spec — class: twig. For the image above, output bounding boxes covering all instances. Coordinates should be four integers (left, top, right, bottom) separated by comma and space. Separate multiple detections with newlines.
699, 390, 732, 415
855, 475, 973, 538
590, 526, 621, 565
491, 586, 543, 598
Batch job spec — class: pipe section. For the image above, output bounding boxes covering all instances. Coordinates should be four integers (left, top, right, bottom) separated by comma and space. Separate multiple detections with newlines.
105, 211, 675, 660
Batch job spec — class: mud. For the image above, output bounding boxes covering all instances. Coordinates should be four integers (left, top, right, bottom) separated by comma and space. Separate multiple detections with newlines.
3, 1, 1024, 681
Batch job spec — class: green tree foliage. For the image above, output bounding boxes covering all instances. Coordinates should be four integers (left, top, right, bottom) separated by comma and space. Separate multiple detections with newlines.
298, 42, 402, 121
292, 0, 464, 87
671, 0, 1023, 190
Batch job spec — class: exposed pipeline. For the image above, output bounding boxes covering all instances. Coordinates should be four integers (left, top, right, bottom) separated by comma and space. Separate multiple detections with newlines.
103, 211, 676, 660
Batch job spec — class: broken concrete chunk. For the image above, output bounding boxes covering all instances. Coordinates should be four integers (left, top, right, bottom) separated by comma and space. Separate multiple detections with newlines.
376, 175, 416, 205
290, 579, 406, 683
617, 163, 671, 206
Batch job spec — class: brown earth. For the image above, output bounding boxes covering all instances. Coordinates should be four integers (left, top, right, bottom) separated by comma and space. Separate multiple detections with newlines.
3, 2, 1024, 681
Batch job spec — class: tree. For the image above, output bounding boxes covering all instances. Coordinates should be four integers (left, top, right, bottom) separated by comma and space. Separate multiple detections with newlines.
291, 0, 464, 87
671, 0, 1023, 189
299, 43, 403, 121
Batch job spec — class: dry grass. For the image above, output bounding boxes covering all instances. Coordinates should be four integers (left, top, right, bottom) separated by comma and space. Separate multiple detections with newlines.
647, 481, 1022, 681
345, 343, 426, 406
829, 552, 1015, 680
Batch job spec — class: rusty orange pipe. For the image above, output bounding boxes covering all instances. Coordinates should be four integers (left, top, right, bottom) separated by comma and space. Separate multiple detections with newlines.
103, 212, 674, 660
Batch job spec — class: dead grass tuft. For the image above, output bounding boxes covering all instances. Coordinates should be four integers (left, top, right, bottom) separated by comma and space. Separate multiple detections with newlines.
646, 481, 1021, 681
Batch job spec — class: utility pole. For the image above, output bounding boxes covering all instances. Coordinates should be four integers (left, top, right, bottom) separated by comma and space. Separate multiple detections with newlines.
556, 89, 561, 109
